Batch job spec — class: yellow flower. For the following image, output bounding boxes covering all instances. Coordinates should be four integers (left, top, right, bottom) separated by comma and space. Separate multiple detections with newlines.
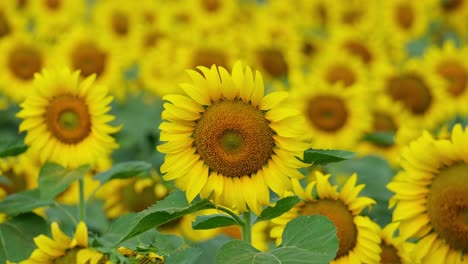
379, 223, 415, 264
17, 68, 120, 168
157, 61, 309, 214
0, 151, 41, 200
387, 124, 468, 263
270, 172, 381, 263
21, 222, 104, 264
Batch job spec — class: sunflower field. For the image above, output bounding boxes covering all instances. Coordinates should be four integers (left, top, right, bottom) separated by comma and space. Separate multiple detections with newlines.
0, 0, 467, 263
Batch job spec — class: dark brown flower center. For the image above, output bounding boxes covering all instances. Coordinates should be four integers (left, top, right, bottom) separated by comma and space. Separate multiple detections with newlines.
300, 199, 357, 258
373, 112, 397, 132
112, 11, 129, 36
427, 163, 468, 251
194, 100, 275, 178
257, 48, 288, 78
46, 95, 91, 144
71, 41, 107, 78
343, 41, 372, 65
380, 243, 401, 264
0, 11, 11, 38
395, 3, 414, 29
45, 0, 61, 10
325, 64, 356, 87
386, 74, 432, 115
306, 95, 348, 132
8, 45, 43, 81
442, 0, 464, 12
143, 30, 165, 48
436, 60, 467, 96
342, 9, 362, 25
192, 48, 227, 70
301, 41, 317, 58
202, 0, 221, 12
0, 168, 28, 195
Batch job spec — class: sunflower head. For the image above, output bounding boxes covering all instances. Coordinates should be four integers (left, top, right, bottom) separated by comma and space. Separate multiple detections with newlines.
158, 61, 309, 214
17, 67, 120, 168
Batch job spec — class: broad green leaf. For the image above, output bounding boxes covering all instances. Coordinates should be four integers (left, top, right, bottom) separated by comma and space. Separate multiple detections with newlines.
94, 213, 137, 248
302, 149, 355, 165
216, 215, 338, 264
361, 132, 394, 146
192, 214, 239, 230
166, 248, 203, 264
0, 138, 27, 158
38, 163, 89, 200
195, 236, 233, 264
94, 161, 152, 184
121, 230, 183, 255
100, 190, 214, 245
0, 213, 48, 263
0, 189, 54, 216
255, 196, 301, 223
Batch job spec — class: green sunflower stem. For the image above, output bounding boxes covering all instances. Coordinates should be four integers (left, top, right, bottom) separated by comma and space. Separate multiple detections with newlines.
242, 211, 252, 244
78, 178, 86, 223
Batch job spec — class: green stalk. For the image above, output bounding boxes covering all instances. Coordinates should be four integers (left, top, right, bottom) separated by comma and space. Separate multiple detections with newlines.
242, 211, 252, 244
78, 178, 86, 222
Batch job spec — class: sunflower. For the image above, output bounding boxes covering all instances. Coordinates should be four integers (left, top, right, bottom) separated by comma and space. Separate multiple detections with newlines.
289, 73, 371, 150
0, 151, 40, 200
0, 2, 27, 41
251, 221, 274, 252
17, 68, 120, 168
270, 172, 381, 263
157, 61, 309, 214
424, 41, 468, 107
379, 222, 415, 264
387, 124, 468, 263
188, 0, 239, 31
429, 0, 468, 36
96, 172, 169, 219
327, 0, 379, 34
295, 0, 332, 29
0, 33, 49, 103
21, 221, 105, 264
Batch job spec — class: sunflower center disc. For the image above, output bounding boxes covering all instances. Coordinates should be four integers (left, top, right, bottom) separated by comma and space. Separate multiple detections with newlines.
395, 3, 414, 29
306, 95, 348, 132
202, 0, 221, 12
0, 11, 11, 38
387, 74, 432, 115
257, 48, 288, 78
46, 95, 91, 144
442, 0, 463, 12
192, 48, 227, 70
325, 64, 356, 87
344, 41, 372, 65
194, 100, 274, 178
301, 199, 357, 258
8, 45, 43, 81
71, 41, 107, 78
436, 60, 467, 96
121, 181, 157, 212
112, 12, 129, 36
380, 243, 401, 264
373, 112, 397, 132
45, 0, 61, 10
427, 163, 468, 251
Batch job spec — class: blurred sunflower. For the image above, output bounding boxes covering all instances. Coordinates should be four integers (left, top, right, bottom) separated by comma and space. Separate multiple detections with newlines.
0, 2, 27, 41
296, 0, 332, 29
379, 223, 415, 264
21, 221, 106, 264
270, 172, 381, 263
157, 62, 309, 214
327, 0, 378, 34
289, 74, 371, 150
17, 68, 120, 168
430, 0, 468, 35
0, 33, 49, 103
387, 124, 468, 263
251, 221, 274, 252
0, 152, 40, 200
188, 0, 239, 31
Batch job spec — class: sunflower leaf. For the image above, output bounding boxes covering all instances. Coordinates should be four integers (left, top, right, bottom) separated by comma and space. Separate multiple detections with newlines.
94, 161, 153, 184
216, 215, 338, 264
361, 132, 395, 146
302, 149, 355, 165
0, 213, 48, 263
38, 163, 90, 200
105, 190, 215, 245
0, 189, 54, 216
255, 195, 301, 223
0, 138, 27, 158
192, 214, 239, 230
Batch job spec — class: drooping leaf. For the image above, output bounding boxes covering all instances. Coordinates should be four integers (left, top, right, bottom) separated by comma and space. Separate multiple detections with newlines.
302, 149, 355, 165
255, 196, 301, 223
361, 132, 395, 146
0, 213, 48, 263
94, 161, 152, 184
216, 215, 338, 264
192, 214, 239, 230
38, 163, 89, 200
0, 189, 54, 216
0, 138, 27, 158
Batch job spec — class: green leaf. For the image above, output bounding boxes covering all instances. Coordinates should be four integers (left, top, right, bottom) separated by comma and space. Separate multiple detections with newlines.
0, 138, 27, 158
0, 213, 48, 263
195, 236, 233, 264
38, 163, 89, 200
94, 161, 152, 184
302, 149, 355, 165
255, 196, 301, 223
99, 190, 215, 246
165, 248, 203, 264
121, 230, 183, 256
361, 132, 395, 146
192, 214, 239, 230
216, 215, 338, 264
0, 189, 54, 216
